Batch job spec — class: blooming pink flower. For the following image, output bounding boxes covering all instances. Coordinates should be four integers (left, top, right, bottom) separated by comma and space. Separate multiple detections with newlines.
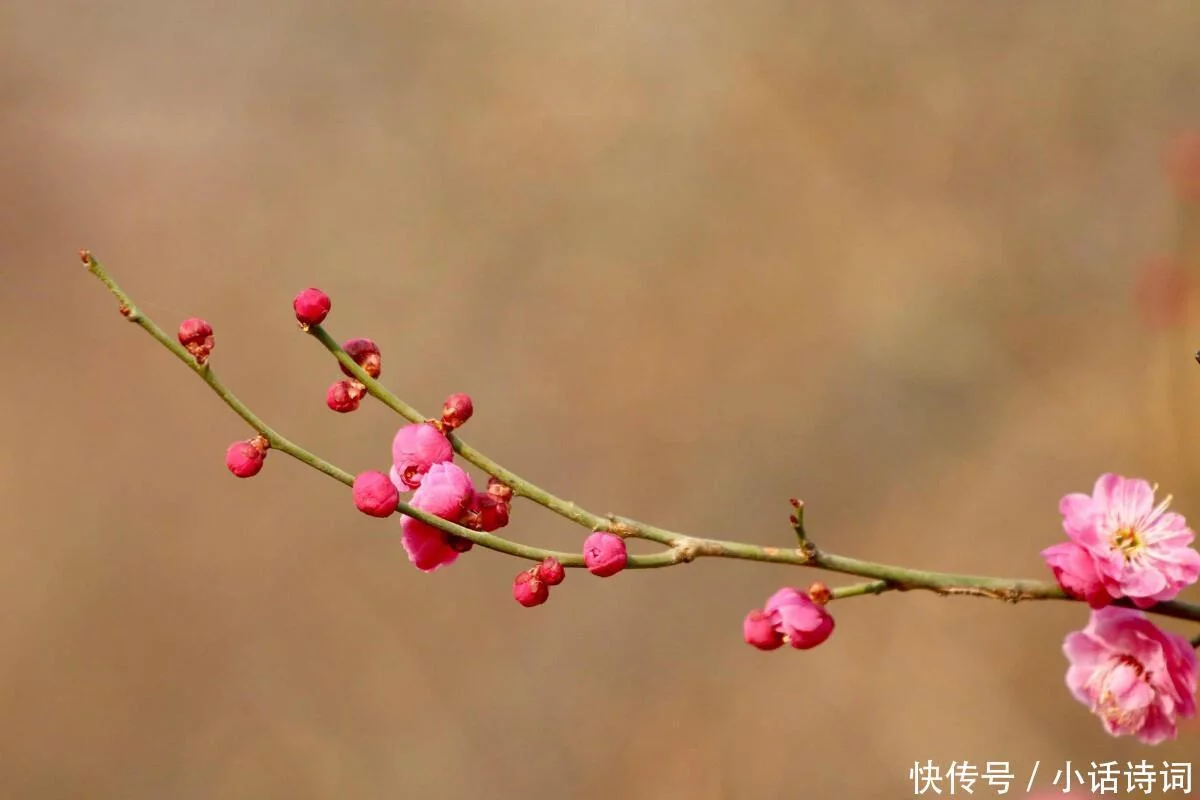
400, 462, 475, 572
583, 532, 627, 577
352, 470, 399, 517
1059, 474, 1200, 607
764, 588, 835, 650
1042, 541, 1111, 609
1064, 606, 1198, 744
391, 422, 454, 491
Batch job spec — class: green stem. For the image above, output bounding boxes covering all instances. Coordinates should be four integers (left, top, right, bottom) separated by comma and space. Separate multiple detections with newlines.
81, 252, 1200, 626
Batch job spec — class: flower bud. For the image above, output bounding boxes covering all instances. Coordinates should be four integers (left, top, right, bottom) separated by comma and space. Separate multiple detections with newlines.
353, 470, 399, 517
807, 581, 832, 606
486, 477, 513, 503
178, 317, 214, 364
743, 609, 784, 651
536, 557, 566, 586
462, 491, 510, 532
225, 438, 267, 478
293, 287, 331, 326
1042, 541, 1111, 609
441, 392, 474, 430
446, 535, 475, 554
583, 531, 627, 577
340, 338, 382, 379
513, 570, 549, 607
326, 379, 364, 413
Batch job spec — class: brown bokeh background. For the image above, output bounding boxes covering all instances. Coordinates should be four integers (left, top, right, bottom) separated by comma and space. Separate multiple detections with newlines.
3, 2, 1200, 798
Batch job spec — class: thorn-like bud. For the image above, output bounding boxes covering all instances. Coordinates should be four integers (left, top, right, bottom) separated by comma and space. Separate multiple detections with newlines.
79, 249, 92, 264
353, 470, 399, 517
440, 393, 474, 430
178, 317, 214, 364
789, 498, 801, 509
293, 287, 331, 327
326, 379, 365, 413
536, 556, 566, 586
340, 338, 382, 379
807, 581, 832, 606
487, 477, 514, 503
513, 570, 549, 607
225, 438, 266, 478
583, 531, 627, 577
743, 609, 784, 651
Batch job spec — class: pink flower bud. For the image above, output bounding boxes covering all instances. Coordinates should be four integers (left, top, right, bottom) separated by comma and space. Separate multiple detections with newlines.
583, 531, 627, 577
225, 437, 267, 478
513, 570, 549, 607
293, 287, 331, 326
353, 470, 399, 517
326, 379, 364, 413
764, 588, 834, 650
441, 392, 474, 430
486, 477, 513, 503
340, 338, 381, 379
391, 422, 454, 490
743, 609, 784, 651
1042, 541, 1111, 609
536, 557, 566, 586
178, 317, 214, 364
461, 491, 510, 532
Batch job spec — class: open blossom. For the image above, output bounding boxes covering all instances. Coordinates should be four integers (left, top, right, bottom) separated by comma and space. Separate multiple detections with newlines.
400, 462, 475, 572
1064, 606, 1198, 744
390, 422, 454, 491
1057, 474, 1200, 607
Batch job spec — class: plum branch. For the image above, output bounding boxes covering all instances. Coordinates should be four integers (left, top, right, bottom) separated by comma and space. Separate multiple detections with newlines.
78, 249, 1200, 626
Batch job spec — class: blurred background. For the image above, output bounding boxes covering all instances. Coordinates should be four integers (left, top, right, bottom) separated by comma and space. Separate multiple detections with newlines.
2, 1, 1200, 797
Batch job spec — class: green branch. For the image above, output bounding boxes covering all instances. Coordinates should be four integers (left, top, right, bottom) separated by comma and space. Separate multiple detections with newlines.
81, 250, 1200, 626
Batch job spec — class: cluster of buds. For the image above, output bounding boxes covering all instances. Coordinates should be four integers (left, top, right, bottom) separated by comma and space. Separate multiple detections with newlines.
513, 557, 566, 607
